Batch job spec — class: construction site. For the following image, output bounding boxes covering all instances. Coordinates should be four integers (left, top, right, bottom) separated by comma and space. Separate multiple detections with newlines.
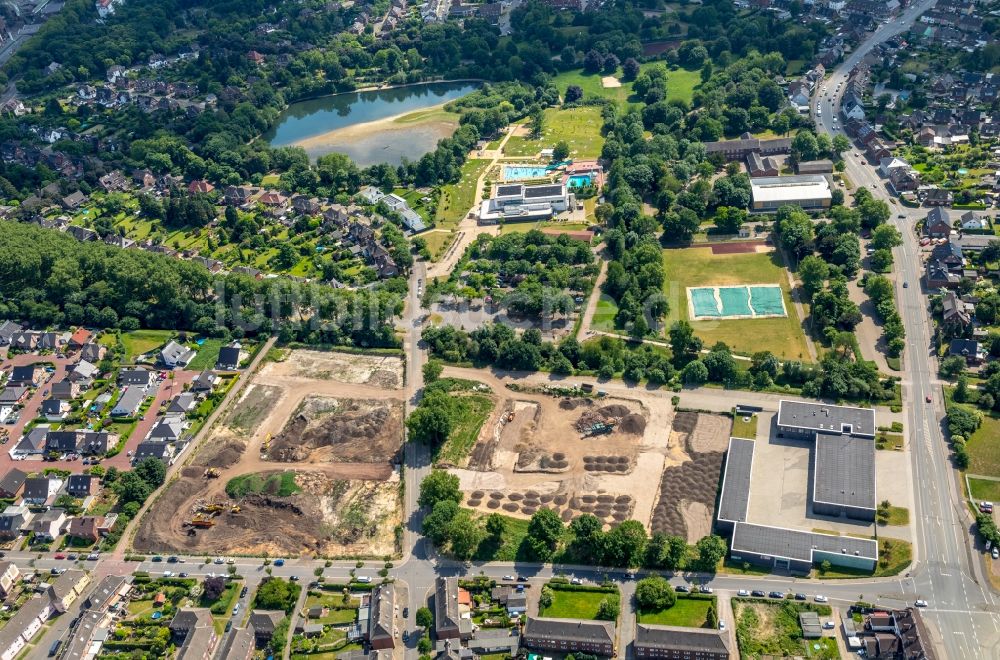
442, 367, 732, 536
133, 350, 406, 557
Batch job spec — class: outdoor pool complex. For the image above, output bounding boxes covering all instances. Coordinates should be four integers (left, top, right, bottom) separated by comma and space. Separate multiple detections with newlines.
687, 284, 787, 320
567, 174, 594, 188
504, 165, 551, 180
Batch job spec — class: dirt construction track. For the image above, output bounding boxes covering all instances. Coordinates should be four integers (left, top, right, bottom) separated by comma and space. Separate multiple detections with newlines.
134, 350, 405, 557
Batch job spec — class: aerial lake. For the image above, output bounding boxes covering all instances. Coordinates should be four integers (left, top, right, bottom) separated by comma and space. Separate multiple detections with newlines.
264, 81, 479, 167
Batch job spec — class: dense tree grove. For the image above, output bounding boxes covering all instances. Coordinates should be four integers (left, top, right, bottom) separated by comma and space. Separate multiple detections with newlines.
0, 221, 401, 347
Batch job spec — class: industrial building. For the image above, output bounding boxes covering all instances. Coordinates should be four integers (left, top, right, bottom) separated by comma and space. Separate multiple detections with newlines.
478, 183, 573, 224
716, 400, 880, 574
749, 175, 832, 211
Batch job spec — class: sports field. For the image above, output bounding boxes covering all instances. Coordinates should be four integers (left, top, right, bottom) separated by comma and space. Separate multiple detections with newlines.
504, 107, 605, 159
662, 247, 810, 359
688, 285, 787, 320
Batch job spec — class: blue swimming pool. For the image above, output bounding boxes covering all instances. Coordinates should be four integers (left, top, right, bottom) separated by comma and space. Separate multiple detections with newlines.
567, 174, 593, 188
504, 165, 549, 180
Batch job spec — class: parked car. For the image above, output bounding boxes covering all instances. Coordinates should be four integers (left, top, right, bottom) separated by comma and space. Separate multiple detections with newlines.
719, 620, 726, 631
163, 571, 173, 577
54, 554, 65, 560
152, 556, 163, 562
570, 578, 583, 585
768, 591, 784, 599
794, 593, 807, 601
751, 590, 766, 597
503, 575, 515, 581
167, 556, 178, 563
240, 586, 248, 598
273, 559, 285, 566
675, 585, 690, 593
814, 595, 828, 603
214, 557, 224, 564
915, 600, 928, 607
823, 621, 835, 630
289, 575, 300, 581
179, 572, 189, 578
992, 547, 998, 560
738, 589, 751, 597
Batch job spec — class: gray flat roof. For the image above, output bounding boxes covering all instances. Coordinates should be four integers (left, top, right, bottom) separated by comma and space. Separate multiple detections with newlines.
777, 400, 876, 437
731, 522, 878, 563
718, 438, 754, 524
813, 433, 876, 511
523, 184, 563, 198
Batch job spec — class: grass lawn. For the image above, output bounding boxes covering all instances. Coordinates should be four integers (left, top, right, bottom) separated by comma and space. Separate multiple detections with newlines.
590, 296, 620, 332
436, 159, 490, 229
421, 230, 455, 261
261, 173, 281, 186
879, 506, 910, 526
638, 595, 715, 628
434, 394, 494, 465
471, 512, 532, 562
964, 413, 1000, 477
664, 67, 702, 104
731, 414, 758, 439
661, 247, 810, 360
504, 107, 605, 160
186, 339, 224, 371
551, 69, 637, 106
539, 588, 614, 620
969, 478, 1000, 502
104, 329, 174, 363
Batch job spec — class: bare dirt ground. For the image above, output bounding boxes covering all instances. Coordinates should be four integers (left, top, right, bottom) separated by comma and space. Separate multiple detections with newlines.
134, 350, 405, 557
270, 396, 404, 463
601, 76, 622, 88
649, 412, 729, 542
450, 375, 673, 529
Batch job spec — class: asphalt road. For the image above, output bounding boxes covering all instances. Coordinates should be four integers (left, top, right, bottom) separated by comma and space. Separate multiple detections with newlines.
815, 3, 1000, 656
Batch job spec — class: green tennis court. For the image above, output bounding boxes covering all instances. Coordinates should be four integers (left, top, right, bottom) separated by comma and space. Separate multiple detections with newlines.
688, 284, 786, 320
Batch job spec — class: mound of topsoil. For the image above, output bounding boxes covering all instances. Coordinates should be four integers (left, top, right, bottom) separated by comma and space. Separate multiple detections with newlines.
270, 400, 400, 463
618, 413, 646, 434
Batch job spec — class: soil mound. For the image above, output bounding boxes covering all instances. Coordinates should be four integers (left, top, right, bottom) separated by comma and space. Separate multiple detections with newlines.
270, 398, 401, 463
618, 413, 646, 434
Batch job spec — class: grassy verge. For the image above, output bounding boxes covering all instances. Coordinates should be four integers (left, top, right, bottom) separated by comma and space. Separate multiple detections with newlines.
731, 413, 757, 439
435, 394, 494, 465
638, 594, 715, 627
540, 586, 616, 620
968, 478, 1000, 502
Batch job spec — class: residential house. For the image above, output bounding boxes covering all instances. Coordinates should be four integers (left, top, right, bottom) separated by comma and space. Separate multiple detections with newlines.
367, 583, 396, 650
191, 371, 218, 393
68, 328, 92, 349
746, 152, 779, 177
925, 208, 952, 238
160, 341, 196, 368
51, 379, 80, 401
949, 339, 986, 365
25, 509, 66, 540
66, 474, 100, 498
787, 81, 811, 110
166, 392, 197, 414
0, 470, 27, 499
40, 398, 69, 421
490, 586, 527, 615
12, 426, 49, 457
0, 594, 54, 660
0, 562, 20, 599
61, 191, 87, 210
80, 343, 106, 363
0, 506, 30, 541
0, 387, 28, 406
111, 387, 146, 417
888, 167, 920, 193
69, 359, 99, 383
37, 333, 63, 351
634, 623, 732, 659
248, 610, 286, 646
22, 477, 62, 504
292, 195, 321, 215
77, 431, 114, 455
170, 608, 219, 660
924, 188, 954, 206
435, 577, 472, 641
216, 626, 256, 660
8, 366, 40, 387
148, 417, 185, 442
960, 211, 991, 232
48, 569, 90, 613
522, 617, 615, 656
0, 321, 21, 346
942, 290, 973, 331
65, 516, 105, 544
216, 346, 240, 370
188, 180, 214, 195
134, 441, 170, 462
119, 369, 155, 389
7, 332, 38, 351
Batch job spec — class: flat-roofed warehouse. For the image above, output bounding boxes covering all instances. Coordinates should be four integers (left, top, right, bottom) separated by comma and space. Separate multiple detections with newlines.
777, 400, 876, 438
749, 175, 832, 212
730, 522, 878, 574
716, 437, 754, 533
813, 433, 876, 520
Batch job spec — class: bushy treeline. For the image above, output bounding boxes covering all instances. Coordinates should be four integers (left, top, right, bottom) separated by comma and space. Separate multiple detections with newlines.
0, 221, 402, 346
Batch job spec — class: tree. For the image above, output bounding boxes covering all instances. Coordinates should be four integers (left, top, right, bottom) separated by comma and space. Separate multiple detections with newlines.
871, 249, 893, 272
832, 134, 851, 155
523, 508, 564, 561
940, 355, 967, 379
682, 360, 708, 385
552, 141, 570, 161
569, 514, 605, 564
407, 401, 453, 447
596, 595, 620, 620
635, 576, 676, 611
529, 108, 545, 139
858, 198, 890, 229
669, 321, 702, 358
418, 636, 433, 654
714, 206, 747, 234
706, 603, 719, 629
255, 578, 298, 612
203, 576, 226, 601
422, 500, 460, 545
416, 607, 434, 629
539, 585, 554, 609
565, 85, 584, 104
662, 208, 700, 242
622, 58, 641, 81
419, 470, 462, 508
134, 457, 166, 488
798, 255, 829, 300
693, 535, 727, 572
448, 513, 483, 560
871, 224, 902, 251
111, 471, 152, 506
422, 360, 443, 384
602, 520, 647, 567
485, 513, 506, 539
